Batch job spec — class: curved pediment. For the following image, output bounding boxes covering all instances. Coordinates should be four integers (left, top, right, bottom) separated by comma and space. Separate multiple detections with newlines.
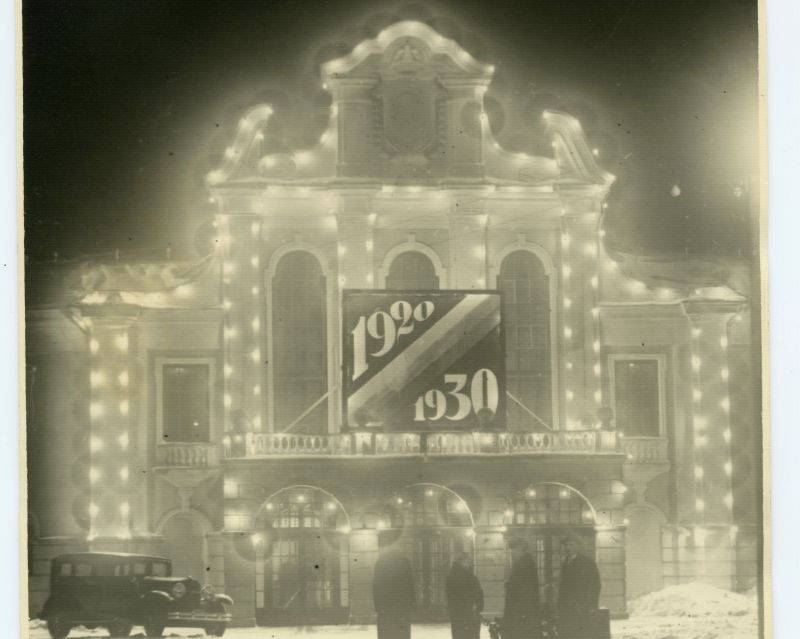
205, 21, 614, 189
321, 21, 494, 82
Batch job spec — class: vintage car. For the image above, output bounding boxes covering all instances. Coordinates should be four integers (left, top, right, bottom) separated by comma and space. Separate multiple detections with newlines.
40, 552, 233, 638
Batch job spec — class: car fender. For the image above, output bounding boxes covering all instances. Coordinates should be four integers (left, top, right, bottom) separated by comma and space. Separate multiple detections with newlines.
41, 595, 80, 618
140, 590, 174, 606
213, 594, 234, 606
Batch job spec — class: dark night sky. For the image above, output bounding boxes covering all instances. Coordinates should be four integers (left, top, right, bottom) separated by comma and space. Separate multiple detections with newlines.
22, 0, 759, 267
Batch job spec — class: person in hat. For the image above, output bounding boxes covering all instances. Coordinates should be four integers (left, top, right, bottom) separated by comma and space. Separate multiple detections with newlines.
503, 538, 541, 639
556, 535, 601, 639
372, 545, 416, 639
446, 551, 484, 639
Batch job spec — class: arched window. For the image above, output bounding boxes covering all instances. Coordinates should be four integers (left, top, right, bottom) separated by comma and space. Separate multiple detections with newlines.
272, 252, 327, 433
386, 251, 439, 289
499, 251, 552, 429
510, 483, 595, 527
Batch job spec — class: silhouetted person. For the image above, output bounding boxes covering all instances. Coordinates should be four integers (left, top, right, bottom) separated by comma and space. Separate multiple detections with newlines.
557, 536, 601, 639
373, 546, 416, 639
503, 538, 541, 639
445, 552, 483, 639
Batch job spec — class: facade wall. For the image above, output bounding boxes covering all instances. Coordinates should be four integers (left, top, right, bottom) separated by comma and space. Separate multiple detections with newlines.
25, 20, 760, 628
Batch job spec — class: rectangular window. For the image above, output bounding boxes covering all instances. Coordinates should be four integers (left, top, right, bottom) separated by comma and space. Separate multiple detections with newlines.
162, 363, 211, 443
75, 563, 92, 577
612, 358, 662, 437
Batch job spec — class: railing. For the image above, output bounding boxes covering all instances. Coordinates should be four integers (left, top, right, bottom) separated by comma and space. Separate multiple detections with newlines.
375, 432, 420, 455
155, 443, 220, 468
497, 430, 613, 454
222, 429, 620, 459
245, 432, 353, 456
620, 436, 669, 464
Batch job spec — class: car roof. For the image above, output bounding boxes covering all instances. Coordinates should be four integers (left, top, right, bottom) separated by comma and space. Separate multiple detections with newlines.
54, 552, 170, 563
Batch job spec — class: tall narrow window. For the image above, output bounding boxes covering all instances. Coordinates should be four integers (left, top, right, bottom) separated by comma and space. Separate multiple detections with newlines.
386, 251, 439, 289
612, 358, 661, 437
272, 251, 328, 433
499, 251, 552, 429
162, 364, 210, 443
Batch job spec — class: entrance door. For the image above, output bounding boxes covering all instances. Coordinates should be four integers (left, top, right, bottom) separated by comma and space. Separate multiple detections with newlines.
519, 527, 596, 609
380, 529, 472, 622
258, 531, 348, 626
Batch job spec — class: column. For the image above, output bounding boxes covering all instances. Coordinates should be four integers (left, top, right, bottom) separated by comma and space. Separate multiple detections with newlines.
447, 194, 488, 289
337, 193, 375, 290
219, 214, 264, 433
474, 529, 507, 615
348, 529, 379, 623
222, 532, 257, 626
84, 310, 138, 540
682, 299, 741, 588
560, 211, 600, 428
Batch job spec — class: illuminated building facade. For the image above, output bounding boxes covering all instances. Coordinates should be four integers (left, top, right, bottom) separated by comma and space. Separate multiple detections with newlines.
26, 21, 759, 626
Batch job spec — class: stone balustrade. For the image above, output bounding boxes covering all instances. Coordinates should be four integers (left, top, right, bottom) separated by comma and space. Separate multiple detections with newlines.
620, 436, 669, 464
221, 429, 620, 459
155, 443, 220, 468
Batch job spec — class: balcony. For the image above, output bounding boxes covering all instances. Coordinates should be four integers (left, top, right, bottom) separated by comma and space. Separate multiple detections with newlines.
620, 436, 670, 488
155, 443, 221, 468
620, 436, 669, 464
153, 443, 222, 493
222, 429, 619, 460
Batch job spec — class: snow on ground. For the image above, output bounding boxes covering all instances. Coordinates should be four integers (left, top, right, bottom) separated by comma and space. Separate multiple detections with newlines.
629, 581, 756, 618
27, 582, 760, 639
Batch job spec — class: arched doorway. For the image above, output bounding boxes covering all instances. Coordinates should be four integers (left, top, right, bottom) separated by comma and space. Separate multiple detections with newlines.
377, 483, 475, 622
254, 485, 350, 626
158, 510, 210, 583
505, 482, 597, 610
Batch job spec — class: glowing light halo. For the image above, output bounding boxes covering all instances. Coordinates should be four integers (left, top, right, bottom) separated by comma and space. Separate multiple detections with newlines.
205, 104, 274, 185
320, 21, 494, 80
255, 484, 352, 530
392, 482, 476, 529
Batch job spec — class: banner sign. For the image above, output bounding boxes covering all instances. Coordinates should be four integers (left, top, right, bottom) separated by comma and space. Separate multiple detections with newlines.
342, 290, 506, 431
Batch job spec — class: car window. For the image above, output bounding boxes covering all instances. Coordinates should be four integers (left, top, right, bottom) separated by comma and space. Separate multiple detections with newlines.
58, 563, 72, 577
75, 563, 92, 577
151, 562, 169, 577
133, 562, 146, 576
94, 563, 116, 577
114, 563, 130, 576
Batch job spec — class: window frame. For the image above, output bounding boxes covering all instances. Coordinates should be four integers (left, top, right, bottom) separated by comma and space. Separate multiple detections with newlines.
155, 357, 217, 445
607, 354, 667, 438
490, 243, 560, 430
266, 245, 336, 434
378, 242, 447, 289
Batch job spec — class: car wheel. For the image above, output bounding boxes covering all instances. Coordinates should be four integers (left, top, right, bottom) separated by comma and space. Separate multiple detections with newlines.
46, 616, 70, 639
143, 612, 166, 637
204, 601, 227, 637
107, 619, 133, 637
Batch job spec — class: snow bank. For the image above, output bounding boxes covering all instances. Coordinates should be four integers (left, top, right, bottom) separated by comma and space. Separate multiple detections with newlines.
629, 582, 757, 618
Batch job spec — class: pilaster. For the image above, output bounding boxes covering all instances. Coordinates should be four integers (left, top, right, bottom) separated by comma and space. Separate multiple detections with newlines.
82, 306, 139, 540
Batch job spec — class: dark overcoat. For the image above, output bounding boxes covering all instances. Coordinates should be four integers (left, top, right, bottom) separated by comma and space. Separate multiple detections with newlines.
503, 553, 542, 639
373, 551, 416, 639
445, 563, 484, 639
557, 553, 601, 639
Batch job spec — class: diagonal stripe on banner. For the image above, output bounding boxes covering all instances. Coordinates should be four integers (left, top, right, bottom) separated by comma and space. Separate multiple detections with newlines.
348, 294, 500, 417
